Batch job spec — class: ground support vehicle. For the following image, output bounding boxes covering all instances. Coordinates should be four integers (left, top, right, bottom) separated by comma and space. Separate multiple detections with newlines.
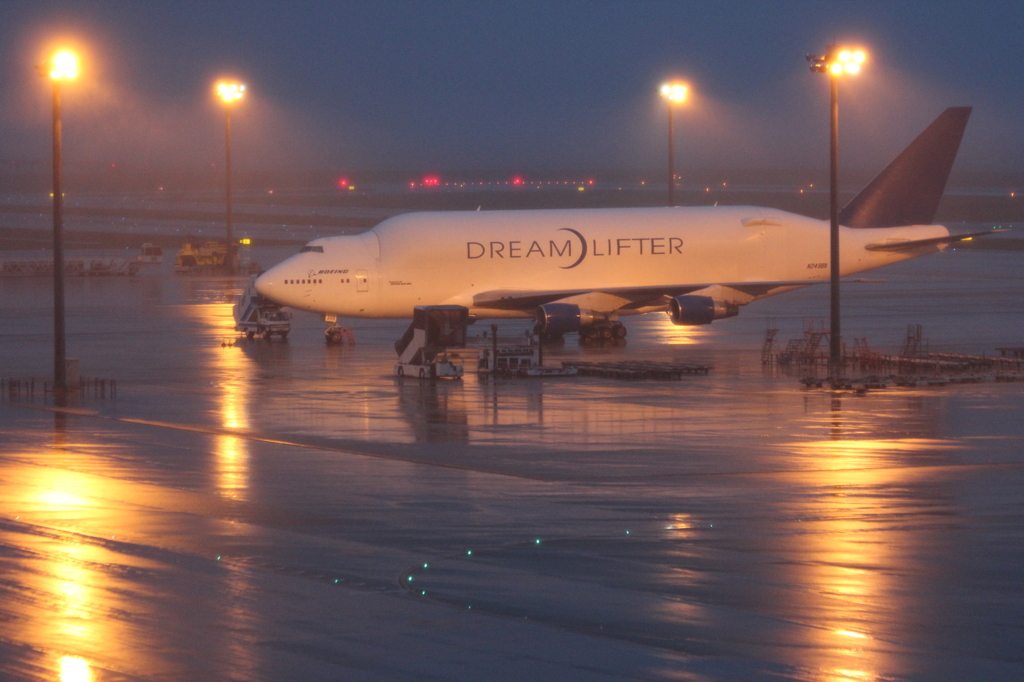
394, 306, 469, 380
234, 280, 292, 340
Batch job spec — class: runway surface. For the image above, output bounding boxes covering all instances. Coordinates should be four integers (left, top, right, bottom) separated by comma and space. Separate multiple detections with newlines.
2, 247, 1023, 681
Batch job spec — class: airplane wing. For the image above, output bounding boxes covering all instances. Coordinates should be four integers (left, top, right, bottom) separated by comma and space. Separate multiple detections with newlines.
864, 228, 1006, 252
471, 280, 822, 311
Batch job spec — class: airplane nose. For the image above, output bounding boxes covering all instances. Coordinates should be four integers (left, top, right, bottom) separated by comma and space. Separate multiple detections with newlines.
253, 268, 277, 299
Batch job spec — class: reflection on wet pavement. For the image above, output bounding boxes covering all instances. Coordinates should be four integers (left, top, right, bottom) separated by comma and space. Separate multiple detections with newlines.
1, 248, 1023, 680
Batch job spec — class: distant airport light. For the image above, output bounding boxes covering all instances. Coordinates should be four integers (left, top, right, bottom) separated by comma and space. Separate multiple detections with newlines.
49, 50, 79, 80
216, 81, 245, 104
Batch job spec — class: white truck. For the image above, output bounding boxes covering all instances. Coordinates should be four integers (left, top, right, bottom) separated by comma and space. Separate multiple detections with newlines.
234, 279, 292, 340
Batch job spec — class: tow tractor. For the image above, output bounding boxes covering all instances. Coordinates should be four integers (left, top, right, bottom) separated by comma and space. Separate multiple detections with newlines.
324, 316, 356, 345
394, 305, 469, 379
234, 279, 292, 340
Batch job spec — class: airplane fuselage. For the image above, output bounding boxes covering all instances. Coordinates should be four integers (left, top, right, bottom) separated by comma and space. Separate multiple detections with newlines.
254, 205, 948, 320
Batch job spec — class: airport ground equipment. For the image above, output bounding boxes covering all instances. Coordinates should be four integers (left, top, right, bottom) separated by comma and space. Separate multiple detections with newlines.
175, 239, 225, 273
138, 243, 163, 265
394, 305, 468, 379
477, 326, 538, 375
322, 315, 355, 345
234, 279, 292, 339
325, 325, 355, 345
475, 324, 576, 377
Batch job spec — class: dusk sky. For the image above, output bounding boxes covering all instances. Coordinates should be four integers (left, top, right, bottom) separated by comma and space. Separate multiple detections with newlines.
1, 1, 1022, 176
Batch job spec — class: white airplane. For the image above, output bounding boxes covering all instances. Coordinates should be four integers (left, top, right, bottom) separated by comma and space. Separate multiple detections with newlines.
254, 107, 994, 342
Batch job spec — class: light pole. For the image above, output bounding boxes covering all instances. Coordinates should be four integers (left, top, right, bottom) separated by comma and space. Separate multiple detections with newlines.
46, 50, 78, 392
216, 81, 245, 274
807, 47, 866, 379
659, 81, 688, 207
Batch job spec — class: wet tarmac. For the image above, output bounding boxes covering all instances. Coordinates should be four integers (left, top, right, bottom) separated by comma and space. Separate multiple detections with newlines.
2, 246, 1024, 681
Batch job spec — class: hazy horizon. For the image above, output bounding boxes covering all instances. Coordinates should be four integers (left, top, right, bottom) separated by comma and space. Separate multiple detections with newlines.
2, 1, 1023, 180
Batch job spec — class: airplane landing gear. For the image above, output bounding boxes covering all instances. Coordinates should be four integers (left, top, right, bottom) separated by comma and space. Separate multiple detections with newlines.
578, 322, 626, 346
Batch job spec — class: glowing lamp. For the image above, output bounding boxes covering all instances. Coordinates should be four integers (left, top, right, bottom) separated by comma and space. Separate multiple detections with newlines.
49, 51, 78, 80
660, 81, 688, 103
808, 47, 867, 77
216, 82, 245, 104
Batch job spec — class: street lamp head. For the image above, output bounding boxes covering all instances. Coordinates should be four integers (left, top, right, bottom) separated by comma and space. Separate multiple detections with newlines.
49, 51, 79, 80
216, 82, 245, 105
660, 81, 688, 103
808, 47, 867, 77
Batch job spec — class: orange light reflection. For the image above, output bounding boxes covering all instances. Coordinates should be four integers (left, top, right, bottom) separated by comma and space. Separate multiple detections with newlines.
645, 313, 715, 345
188, 303, 254, 500
788, 435, 939, 680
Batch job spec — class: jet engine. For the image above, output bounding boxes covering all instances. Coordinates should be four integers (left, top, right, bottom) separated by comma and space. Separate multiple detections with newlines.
535, 303, 604, 336
668, 295, 738, 326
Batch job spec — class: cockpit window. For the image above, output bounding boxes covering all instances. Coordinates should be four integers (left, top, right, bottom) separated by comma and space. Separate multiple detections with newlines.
300, 245, 324, 253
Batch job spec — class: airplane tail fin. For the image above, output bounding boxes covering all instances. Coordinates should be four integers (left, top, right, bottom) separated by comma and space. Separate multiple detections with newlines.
839, 106, 971, 228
